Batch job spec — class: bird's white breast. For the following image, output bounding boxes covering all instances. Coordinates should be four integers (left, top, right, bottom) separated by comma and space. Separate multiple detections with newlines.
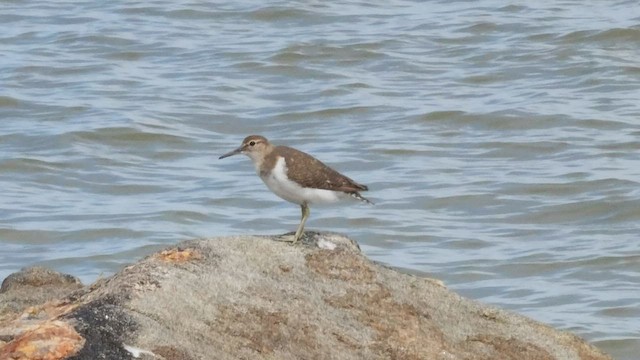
260, 156, 345, 205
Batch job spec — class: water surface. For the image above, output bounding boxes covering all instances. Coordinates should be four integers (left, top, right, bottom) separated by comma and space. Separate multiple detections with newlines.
1, 1, 639, 358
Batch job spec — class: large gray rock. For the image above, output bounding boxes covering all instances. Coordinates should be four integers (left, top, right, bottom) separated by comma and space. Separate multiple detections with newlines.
0, 233, 611, 360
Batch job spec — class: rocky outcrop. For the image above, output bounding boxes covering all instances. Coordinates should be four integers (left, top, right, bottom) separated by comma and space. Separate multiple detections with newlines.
0, 232, 611, 360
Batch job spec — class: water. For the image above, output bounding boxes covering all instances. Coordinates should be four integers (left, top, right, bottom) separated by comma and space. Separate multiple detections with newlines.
1, 1, 639, 358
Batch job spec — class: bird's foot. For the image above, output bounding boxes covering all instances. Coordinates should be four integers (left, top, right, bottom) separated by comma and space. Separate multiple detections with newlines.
274, 232, 304, 244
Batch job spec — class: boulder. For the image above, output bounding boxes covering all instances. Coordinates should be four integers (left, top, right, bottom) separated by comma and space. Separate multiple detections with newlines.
0, 266, 82, 320
0, 232, 611, 360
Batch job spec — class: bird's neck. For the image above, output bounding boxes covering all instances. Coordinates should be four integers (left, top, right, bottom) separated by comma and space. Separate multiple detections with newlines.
248, 145, 275, 175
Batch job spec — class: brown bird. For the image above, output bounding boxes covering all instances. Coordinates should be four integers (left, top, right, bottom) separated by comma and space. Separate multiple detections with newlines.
219, 135, 371, 243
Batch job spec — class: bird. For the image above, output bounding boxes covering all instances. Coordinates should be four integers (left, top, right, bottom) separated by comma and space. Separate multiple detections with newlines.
219, 135, 371, 244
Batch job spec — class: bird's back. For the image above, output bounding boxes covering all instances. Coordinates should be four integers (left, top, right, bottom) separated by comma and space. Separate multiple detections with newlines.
271, 146, 368, 193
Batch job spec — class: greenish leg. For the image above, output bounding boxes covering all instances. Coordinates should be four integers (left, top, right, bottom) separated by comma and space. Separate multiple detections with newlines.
292, 203, 310, 244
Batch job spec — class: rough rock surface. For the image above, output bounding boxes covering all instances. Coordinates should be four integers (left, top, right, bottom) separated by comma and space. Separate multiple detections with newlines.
0, 267, 82, 320
0, 232, 611, 360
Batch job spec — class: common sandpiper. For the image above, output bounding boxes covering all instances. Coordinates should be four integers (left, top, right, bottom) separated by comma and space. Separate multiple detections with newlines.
219, 135, 371, 244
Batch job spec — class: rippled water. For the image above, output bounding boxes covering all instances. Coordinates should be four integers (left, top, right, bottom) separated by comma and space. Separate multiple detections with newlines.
2, 1, 639, 358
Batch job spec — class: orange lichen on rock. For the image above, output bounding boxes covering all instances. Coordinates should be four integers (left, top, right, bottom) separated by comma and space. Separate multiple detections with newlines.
156, 248, 202, 263
23, 301, 78, 321
0, 320, 85, 360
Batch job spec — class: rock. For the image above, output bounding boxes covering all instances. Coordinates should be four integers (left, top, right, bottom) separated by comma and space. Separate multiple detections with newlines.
0, 267, 83, 320
0, 320, 84, 360
0, 232, 612, 360
0, 267, 82, 295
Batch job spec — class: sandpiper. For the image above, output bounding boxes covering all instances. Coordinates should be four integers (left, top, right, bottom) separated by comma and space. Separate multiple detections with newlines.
219, 135, 371, 243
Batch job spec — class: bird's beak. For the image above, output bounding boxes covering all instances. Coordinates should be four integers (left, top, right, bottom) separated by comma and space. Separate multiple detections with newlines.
219, 146, 243, 159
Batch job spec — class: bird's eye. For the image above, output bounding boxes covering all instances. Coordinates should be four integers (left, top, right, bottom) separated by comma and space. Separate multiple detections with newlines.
249, 141, 256, 146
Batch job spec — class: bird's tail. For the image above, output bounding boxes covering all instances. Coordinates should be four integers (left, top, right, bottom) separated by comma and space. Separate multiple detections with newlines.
350, 192, 374, 205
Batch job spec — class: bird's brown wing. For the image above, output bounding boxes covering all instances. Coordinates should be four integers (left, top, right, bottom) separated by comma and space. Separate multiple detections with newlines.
277, 146, 368, 193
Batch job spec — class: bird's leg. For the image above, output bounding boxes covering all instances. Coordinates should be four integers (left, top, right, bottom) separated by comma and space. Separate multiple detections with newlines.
292, 202, 310, 244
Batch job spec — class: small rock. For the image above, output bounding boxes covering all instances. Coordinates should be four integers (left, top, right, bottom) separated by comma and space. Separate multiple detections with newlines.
1, 267, 81, 294
0, 320, 84, 360
0, 267, 83, 320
